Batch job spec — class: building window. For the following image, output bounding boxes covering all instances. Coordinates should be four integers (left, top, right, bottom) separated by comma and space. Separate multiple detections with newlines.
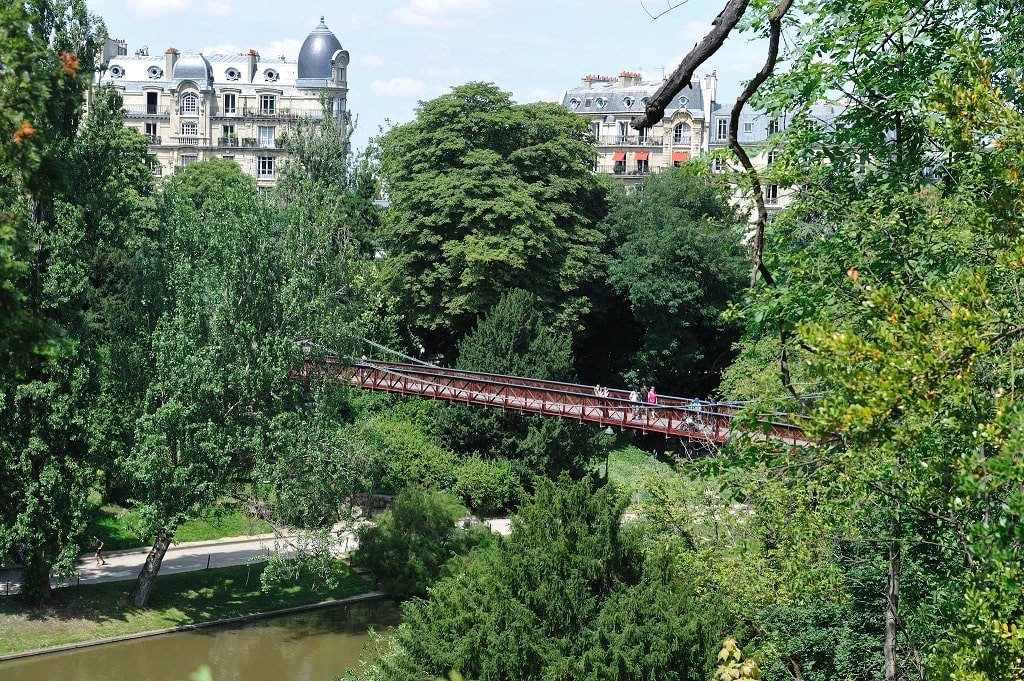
223, 93, 236, 114
258, 156, 275, 177
263, 68, 279, 82
590, 121, 600, 141
766, 150, 779, 165
768, 118, 781, 135
109, 64, 125, 79
764, 184, 779, 205
259, 94, 276, 115
712, 158, 725, 173
225, 68, 240, 81
636, 158, 649, 174
673, 122, 691, 144
595, 96, 607, 109
618, 121, 630, 142
584, 97, 593, 108
742, 122, 753, 134
181, 121, 197, 136
144, 122, 157, 142
623, 96, 635, 108
717, 118, 728, 140
180, 154, 197, 167
569, 97, 581, 109
180, 92, 199, 115
147, 65, 163, 79
258, 126, 276, 148
638, 127, 649, 144
222, 155, 235, 163
221, 124, 236, 146
146, 92, 159, 115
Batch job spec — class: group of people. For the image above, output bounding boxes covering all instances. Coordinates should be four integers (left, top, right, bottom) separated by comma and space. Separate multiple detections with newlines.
593, 384, 658, 419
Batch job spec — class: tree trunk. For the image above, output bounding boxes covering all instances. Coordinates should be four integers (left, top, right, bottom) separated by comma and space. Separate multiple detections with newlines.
884, 532, 901, 681
129, 530, 172, 607
21, 557, 52, 604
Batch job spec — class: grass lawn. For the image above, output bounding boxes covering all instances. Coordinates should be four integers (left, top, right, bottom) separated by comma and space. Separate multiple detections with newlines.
86, 502, 274, 552
597, 444, 675, 507
0, 562, 372, 656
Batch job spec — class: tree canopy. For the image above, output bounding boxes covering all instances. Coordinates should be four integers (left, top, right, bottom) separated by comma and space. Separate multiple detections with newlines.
377, 82, 608, 352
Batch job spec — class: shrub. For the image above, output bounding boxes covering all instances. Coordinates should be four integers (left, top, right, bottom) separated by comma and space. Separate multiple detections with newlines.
454, 456, 522, 516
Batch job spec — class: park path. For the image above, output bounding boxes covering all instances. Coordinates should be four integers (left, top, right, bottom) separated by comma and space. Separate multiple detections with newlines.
0, 518, 512, 596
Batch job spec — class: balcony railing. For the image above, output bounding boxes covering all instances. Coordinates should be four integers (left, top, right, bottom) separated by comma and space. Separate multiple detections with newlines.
672, 135, 692, 145
597, 135, 663, 146
145, 134, 161, 145
125, 106, 170, 117
214, 106, 326, 120
170, 135, 207, 146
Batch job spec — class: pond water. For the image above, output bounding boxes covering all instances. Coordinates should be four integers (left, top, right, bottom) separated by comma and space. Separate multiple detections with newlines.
0, 599, 402, 681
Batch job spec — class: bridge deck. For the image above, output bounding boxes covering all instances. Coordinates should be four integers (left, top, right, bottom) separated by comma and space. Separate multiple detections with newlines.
292, 358, 810, 445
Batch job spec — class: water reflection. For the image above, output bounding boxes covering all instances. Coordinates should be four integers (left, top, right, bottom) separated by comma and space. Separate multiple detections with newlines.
0, 599, 401, 681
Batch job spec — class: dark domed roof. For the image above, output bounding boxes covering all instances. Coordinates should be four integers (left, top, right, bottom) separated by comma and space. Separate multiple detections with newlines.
173, 51, 212, 82
297, 17, 342, 80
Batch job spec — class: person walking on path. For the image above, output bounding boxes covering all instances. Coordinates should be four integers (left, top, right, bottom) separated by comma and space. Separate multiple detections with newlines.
647, 386, 658, 406
93, 536, 106, 566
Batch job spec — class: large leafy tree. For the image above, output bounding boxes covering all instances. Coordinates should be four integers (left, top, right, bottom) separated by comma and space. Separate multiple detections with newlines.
638, 2, 1024, 679
0, 2, 150, 604
596, 166, 747, 396
361, 476, 730, 681
378, 82, 608, 352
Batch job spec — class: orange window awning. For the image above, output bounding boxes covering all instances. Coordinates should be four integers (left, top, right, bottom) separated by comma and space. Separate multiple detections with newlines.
634, 151, 649, 161
672, 151, 690, 162
612, 151, 626, 162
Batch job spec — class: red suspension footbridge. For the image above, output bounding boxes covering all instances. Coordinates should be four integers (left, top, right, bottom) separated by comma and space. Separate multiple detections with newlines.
291, 354, 811, 446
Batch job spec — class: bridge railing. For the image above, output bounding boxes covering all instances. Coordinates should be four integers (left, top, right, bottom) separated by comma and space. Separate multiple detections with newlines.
292, 358, 811, 445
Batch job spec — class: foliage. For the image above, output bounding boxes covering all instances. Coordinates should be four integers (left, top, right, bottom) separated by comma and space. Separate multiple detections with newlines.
357, 413, 459, 494
453, 456, 522, 516
433, 289, 597, 482
0, 4, 148, 603
596, 165, 747, 396
352, 486, 488, 599
360, 476, 730, 681
377, 82, 608, 351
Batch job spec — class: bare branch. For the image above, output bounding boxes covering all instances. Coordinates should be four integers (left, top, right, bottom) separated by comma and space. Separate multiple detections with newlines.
632, 0, 751, 129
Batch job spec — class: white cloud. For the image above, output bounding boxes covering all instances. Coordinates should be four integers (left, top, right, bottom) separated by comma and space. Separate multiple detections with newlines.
266, 38, 303, 61
202, 43, 243, 55
361, 54, 385, 68
392, 0, 495, 28
371, 76, 430, 97
200, 1, 230, 16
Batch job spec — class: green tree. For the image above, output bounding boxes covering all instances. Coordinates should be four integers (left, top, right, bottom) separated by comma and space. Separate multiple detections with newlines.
0, 2, 146, 603
377, 82, 607, 351
360, 476, 729, 681
599, 166, 747, 396
636, 2, 1024, 679
353, 486, 489, 599
434, 289, 597, 483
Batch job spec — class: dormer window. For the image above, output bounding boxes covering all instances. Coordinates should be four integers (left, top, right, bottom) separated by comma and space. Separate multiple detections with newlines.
595, 97, 607, 109
678, 96, 689, 107
568, 97, 581, 110
623, 96, 635, 108
263, 68, 279, 82
180, 92, 199, 115
147, 65, 163, 79
109, 64, 125, 79
225, 67, 240, 81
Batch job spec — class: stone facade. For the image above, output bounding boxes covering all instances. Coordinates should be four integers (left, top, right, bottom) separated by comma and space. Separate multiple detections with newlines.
92, 18, 349, 187
561, 71, 840, 212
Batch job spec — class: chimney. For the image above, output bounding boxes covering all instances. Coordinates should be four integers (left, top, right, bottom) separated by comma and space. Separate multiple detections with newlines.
164, 47, 178, 77
245, 49, 259, 83
581, 75, 592, 89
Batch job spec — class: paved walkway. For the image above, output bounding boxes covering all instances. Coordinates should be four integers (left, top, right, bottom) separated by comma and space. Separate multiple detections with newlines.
0, 531, 354, 596
0, 519, 510, 596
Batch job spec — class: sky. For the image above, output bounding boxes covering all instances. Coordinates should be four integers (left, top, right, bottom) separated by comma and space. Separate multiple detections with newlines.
86, 0, 769, 150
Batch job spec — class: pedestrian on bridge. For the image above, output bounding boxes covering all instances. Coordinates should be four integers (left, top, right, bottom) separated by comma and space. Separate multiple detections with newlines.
647, 386, 658, 406
628, 389, 640, 418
